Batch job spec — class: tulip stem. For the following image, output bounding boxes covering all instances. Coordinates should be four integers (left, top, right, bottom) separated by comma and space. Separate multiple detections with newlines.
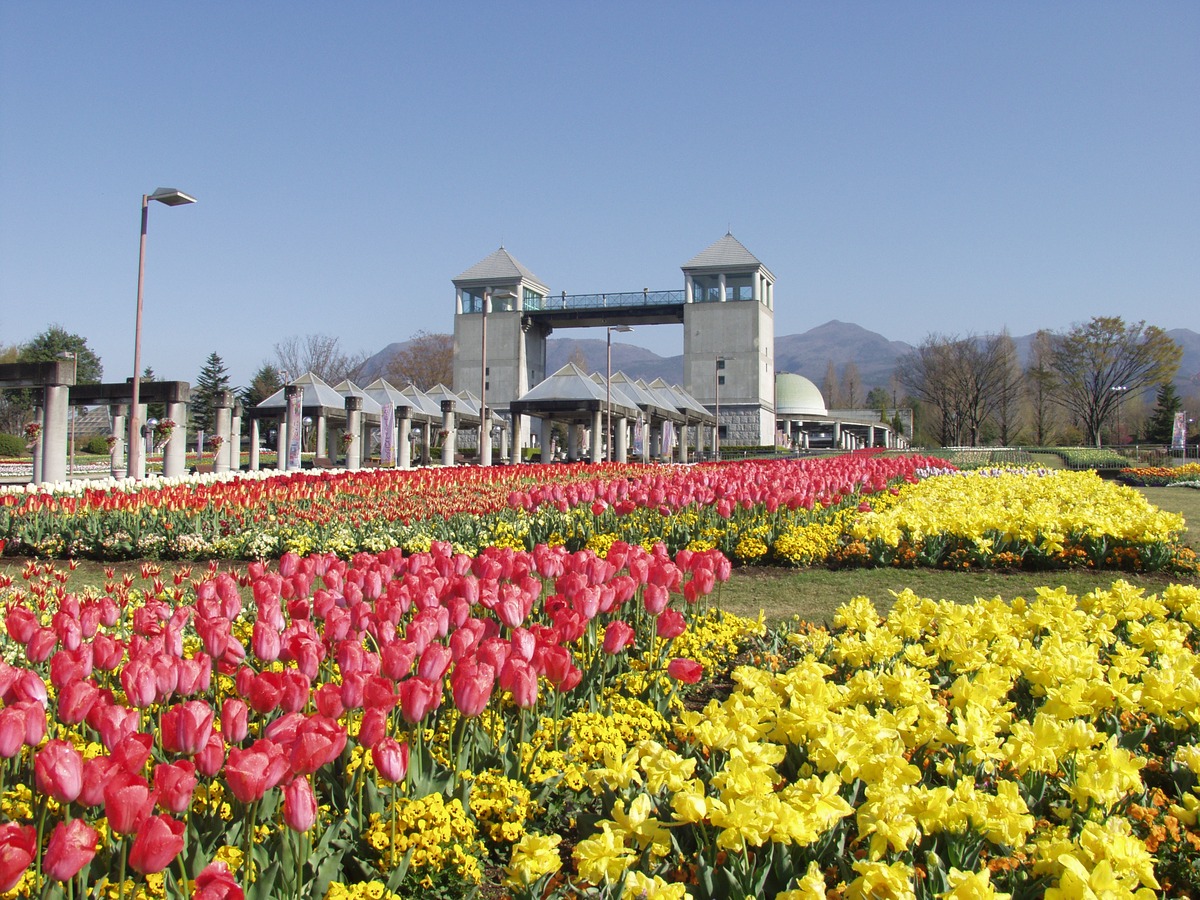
117, 837, 128, 900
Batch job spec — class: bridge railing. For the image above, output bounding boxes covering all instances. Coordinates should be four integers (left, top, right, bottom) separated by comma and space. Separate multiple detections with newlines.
526, 289, 685, 312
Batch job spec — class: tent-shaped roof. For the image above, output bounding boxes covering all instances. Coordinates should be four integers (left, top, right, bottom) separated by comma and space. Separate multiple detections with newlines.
652, 379, 717, 423
334, 380, 383, 416
682, 232, 773, 278
637, 379, 687, 422
456, 389, 503, 426
424, 384, 482, 426
363, 378, 428, 418
253, 372, 348, 416
588, 373, 646, 416
453, 247, 549, 293
608, 372, 676, 421
511, 364, 639, 421
400, 384, 442, 420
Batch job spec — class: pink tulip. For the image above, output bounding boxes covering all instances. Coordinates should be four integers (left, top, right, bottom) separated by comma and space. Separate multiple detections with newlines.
0, 822, 36, 893
79, 755, 120, 807
283, 776, 318, 832
450, 656, 495, 718
500, 657, 537, 709
193, 860, 244, 900
35, 739, 84, 804
602, 621, 635, 655
221, 698, 250, 744
372, 737, 409, 783
153, 760, 197, 814
656, 609, 687, 641
104, 770, 154, 835
667, 657, 704, 684
398, 677, 441, 724
43, 818, 99, 882
0, 707, 25, 758
129, 814, 185, 874
160, 700, 215, 756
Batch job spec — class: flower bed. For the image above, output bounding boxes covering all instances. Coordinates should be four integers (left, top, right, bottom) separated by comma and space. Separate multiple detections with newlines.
1046, 446, 1130, 469
3, 552, 1200, 896
1119, 463, 1200, 488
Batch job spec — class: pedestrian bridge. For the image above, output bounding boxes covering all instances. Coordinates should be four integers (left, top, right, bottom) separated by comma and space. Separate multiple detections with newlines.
523, 289, 686, 328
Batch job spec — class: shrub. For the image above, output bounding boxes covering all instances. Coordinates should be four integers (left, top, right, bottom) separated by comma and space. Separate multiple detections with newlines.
82, 435, 112, 455
0, 432, 27, 458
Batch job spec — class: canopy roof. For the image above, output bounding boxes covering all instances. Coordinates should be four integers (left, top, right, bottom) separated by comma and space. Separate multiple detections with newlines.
251, 372, 349, 419
511, 363, 640, 422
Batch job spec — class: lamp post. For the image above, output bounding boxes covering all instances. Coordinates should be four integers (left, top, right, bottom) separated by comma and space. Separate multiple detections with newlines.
714, 356, 727, 459
1111, 384, 1129, 447
606, 325, 633, 462
129, 188, 196, 479
57, 351, 77, 476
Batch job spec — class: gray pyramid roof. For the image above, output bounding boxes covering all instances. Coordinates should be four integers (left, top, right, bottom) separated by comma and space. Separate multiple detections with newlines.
424, 383, 481, 425
400, 384, 442, 419
364, 378, 420, 413
453, 247, 549, 292
589, 373, 650, 415
652, 379, 716, 422
517, 364, 639, 419
637, 379, 686, 422
334, 380, 383, 416
682, 233, 772, 277
256, 372, 348, 413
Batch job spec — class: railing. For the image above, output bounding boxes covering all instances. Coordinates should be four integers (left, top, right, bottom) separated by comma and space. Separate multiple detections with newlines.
527, 289, 685, 312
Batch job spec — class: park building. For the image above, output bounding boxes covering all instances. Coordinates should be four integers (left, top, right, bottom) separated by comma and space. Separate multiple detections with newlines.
451, 233, 777, 460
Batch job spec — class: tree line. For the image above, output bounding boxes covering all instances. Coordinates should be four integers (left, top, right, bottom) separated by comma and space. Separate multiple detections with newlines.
897, 316, 1185, 448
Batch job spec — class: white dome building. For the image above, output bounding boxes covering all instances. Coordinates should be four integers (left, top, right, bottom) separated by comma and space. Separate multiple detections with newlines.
774, 372, 904, 451
775, 373, 828, 417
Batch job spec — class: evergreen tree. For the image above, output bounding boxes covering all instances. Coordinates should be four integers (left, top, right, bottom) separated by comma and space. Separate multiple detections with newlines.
1145, 382, 1183, 444
240, 363, 282, 410
142, 367, 165, 421
191, 352, 231, 434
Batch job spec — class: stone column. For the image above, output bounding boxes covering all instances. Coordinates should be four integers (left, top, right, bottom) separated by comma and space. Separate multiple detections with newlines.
164, 400, 188, 477
110, 404, 127, 478
41, 385, 69, 484
479, 413, 492, 467
249, 418, 261, 470
590, 409, 603, 463
718, 273, 726, 302
345, 396, 363, 470
398, 408, 412, 469
678, 420, 689, 464
616, 415, 628, 463
213, 391, 234, 474
230, 402, 244, 470
540, 417, 554, 465
440, 400, 456, 466
499, 415, 510, 464
316, 415, 328, 461
31, 407, 43, 484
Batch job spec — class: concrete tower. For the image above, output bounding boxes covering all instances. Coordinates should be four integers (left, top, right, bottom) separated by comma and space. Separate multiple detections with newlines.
682, 234, 776, 446
452, 248, 552, 454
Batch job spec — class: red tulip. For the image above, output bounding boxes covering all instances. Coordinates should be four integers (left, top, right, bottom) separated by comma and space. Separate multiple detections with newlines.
667, 657, 703, 684
283, 776, 318, 832
251, 621, 281, 662
221, 698, 249, 744
79, 755, 120, 807
5, 607, 39, 644
225, 740, 288, 803
418, 643, 453, 681
103, 770, 154, 835
43, 818, 99, 882
288, 715, 347, 775
656, 609, 687, 641
398, 677, 442, 724
0, 822, 36, 893
57, 678, 100, 725
500, 657, 538, 709
643, 583, 670, 615
450, 656, 495, 718
602, 621, 635, 655
129, 814, 185, 874
35, 739, 83, 804
195, 730, 227, 778
358, 707, 387, 748
153, 760, 197, 814
371, 737, 409, 783
193, 860, 244, 900
0, 707, 25, 758
160, 700, 215, 756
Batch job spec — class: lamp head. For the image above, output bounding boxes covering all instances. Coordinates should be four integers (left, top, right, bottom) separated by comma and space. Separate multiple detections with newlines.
148, 188, 197, 207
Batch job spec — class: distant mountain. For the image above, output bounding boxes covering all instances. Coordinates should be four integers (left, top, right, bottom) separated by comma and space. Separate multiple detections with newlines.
359, 322, 1200, 394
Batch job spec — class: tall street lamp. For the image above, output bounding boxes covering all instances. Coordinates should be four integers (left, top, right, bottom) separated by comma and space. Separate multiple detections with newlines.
606, 325, 633, 462
714, 356, 727, 459
129, 187, 196, 479
1111, 384, 1129, 447
57, 351, 77, 476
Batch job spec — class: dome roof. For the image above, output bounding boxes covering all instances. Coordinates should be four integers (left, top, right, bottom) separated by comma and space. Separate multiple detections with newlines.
775, 373, 827, 416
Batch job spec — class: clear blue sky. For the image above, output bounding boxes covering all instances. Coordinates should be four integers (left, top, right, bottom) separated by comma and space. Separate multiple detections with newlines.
2, 3, 1196, 389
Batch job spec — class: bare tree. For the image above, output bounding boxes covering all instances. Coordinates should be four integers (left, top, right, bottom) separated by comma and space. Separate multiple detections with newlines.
568, 345, 589, 372
821, 360, 841, 408
384, 331, 453, 391
840, 361, 862, 409
991, 332, 1022, 445
273, 334, 368, 384
1047, 317, 1181, 447
1023, 330, 1058, 446
899, 335, 961, 446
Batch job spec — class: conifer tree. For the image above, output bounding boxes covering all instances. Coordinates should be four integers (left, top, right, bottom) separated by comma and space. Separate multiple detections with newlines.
191, 352, 231, 434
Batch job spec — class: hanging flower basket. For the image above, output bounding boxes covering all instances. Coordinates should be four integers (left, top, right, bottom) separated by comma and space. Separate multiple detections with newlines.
340, 432, 356, 449
23, 421, 41, 450
105, 435, 118, 455
153, 419, 176, 450
209, 435, 225, 456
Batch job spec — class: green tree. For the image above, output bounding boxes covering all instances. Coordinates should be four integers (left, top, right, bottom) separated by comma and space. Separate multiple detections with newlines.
1144, 382, 1183, 444
240, 363, 282, 409
191, 352, 231, 434
1047, 317, 1182, 447
18, 325, 103, 383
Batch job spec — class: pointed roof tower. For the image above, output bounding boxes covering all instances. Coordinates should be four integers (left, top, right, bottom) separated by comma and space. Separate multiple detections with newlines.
682, 232, 774, 278
453, 247, 549, 293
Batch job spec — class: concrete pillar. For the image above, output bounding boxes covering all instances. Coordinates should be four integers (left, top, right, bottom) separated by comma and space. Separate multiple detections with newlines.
345, 396, 363, 470
499, 416, 510, 464
213, 391, 234, 474
275, 414, 288, 470
685, 273, 694, 304
590, 409, 603, 463
540, 417, 554, 465
616, 415, 628, 463
833, 420, 842, 449
110, 405, 127, 478
164, 401, 188, 477
455, 287, 463, 314
479, 415, 492, 467
230, 403, 243, 470
398, 411, 412, 469
31, 407, 43, 484
316, 416, 327, 460
250, 418, 261, 470
285, 385, 303, 471
718, 273, 726, 302
441, 400, 456, 466
568, 424, 582, 462
40, 386, 69, 484
678, 421, 689, 464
